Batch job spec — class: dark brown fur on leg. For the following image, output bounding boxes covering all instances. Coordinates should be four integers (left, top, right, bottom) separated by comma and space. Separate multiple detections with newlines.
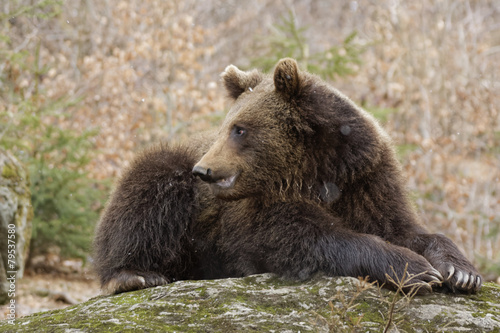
93, 144, 200, 294
210, 202, 442, 295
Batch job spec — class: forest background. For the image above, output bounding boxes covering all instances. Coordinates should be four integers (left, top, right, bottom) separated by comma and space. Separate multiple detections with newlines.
1, 0, 499, 317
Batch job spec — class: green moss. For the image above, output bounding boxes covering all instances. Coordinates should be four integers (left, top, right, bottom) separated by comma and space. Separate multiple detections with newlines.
468, 282, 500, 318
195, 286, 208, 298
308, 285, 321, 295
352, 299, 385, 324
1, 163, 18, 179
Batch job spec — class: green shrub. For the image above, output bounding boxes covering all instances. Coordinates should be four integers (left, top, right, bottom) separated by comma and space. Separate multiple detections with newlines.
251, 10, 364, 80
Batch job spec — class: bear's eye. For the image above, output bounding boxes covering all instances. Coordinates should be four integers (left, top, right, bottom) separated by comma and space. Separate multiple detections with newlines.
233, 126, 247, 137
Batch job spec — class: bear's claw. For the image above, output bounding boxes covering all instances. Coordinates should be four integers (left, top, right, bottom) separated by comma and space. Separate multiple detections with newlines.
103, 271, 168, 294
446, 265, 455, 281
439, 264, 482, 293
430, 268, 444, 281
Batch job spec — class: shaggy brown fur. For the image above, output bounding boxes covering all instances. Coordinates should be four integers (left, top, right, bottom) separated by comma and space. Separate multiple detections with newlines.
93, 58, 481, 295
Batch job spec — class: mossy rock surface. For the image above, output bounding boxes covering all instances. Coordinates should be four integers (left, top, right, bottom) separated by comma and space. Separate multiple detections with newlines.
0, 149, 33, 305
1, 274, 499, 332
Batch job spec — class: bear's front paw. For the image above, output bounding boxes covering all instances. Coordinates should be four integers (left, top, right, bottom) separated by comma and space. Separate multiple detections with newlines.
103, 270, 168, 294
388, 264, 443, 295
419, 234, 482, 294
432, 262, 482, 294
383, 248, 444, 295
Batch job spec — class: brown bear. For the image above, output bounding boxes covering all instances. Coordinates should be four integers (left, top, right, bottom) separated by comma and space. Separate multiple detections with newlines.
93, 58, 481, 295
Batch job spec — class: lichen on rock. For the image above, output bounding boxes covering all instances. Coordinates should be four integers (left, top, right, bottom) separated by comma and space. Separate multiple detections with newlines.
1, 274, 499, 332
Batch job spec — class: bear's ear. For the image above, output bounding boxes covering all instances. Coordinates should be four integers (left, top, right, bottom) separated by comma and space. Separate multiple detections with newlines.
221, 65, 263, 100
274, 58, 301, 97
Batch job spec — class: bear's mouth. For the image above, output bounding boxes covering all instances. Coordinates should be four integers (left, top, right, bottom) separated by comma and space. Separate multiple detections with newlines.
214, 174, 237, 189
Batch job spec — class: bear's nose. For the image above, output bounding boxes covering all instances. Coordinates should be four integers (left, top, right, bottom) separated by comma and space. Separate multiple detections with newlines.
192, 165, 214, 183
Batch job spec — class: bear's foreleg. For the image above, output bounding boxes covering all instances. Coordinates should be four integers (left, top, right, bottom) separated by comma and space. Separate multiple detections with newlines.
93, 144, 200, 294
232, 203, 443, 294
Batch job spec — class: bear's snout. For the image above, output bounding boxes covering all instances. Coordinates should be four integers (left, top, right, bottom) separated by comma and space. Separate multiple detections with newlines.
193, 163, 239, 190
192, 165, 214, 183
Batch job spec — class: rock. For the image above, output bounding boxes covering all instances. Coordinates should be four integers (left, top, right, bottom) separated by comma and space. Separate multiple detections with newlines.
1, 274, 499, 332
0, 149, 33, 305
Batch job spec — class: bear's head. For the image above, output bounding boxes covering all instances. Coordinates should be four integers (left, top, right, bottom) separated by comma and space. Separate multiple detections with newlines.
193, 58, 389, 203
